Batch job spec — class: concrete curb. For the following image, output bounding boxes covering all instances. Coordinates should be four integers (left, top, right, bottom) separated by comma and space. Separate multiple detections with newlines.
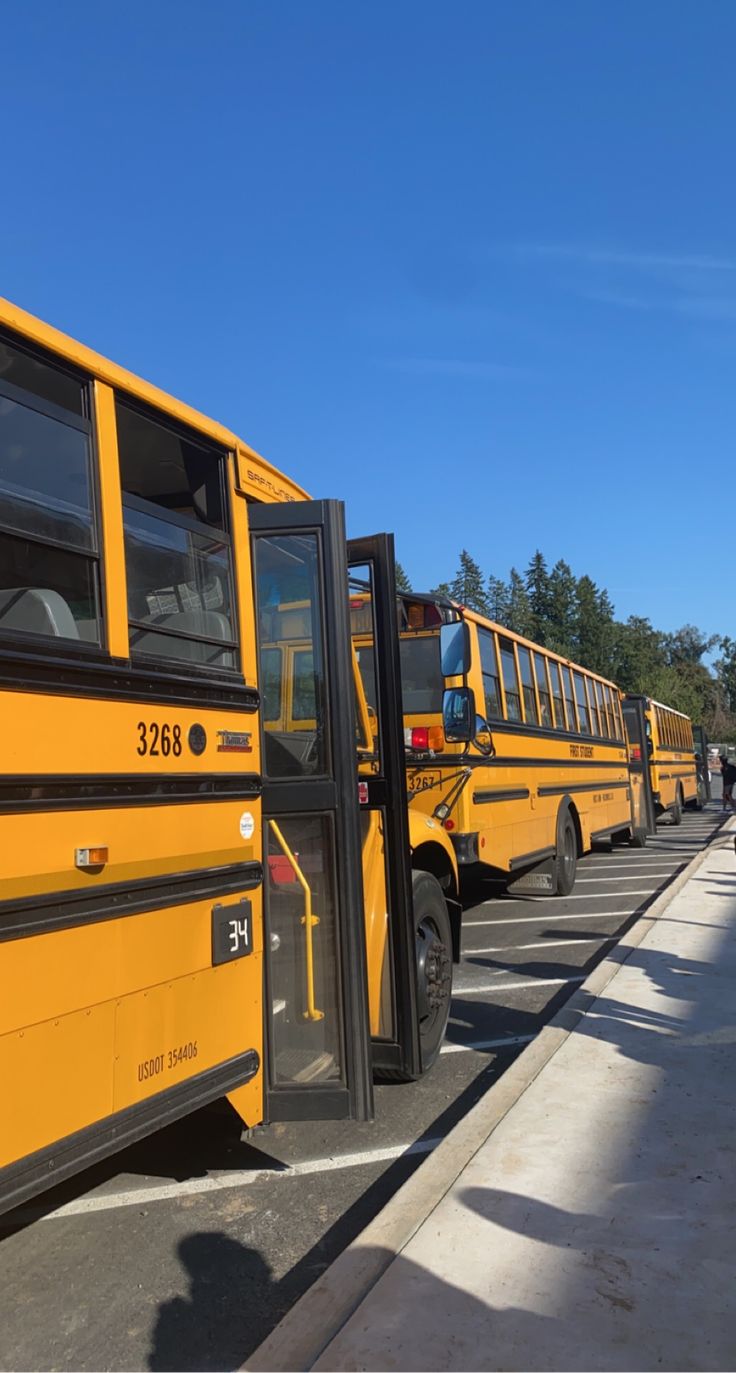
244, 815, 731, 1372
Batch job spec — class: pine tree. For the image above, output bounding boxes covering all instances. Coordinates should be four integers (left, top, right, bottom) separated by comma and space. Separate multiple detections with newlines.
395, 561, 412, 594
507, 567, 533, 638
449, 550, 489, 616
487, 574, 511, 625
609, 615, 664, 693
525, 551, 551, 645
574, 575, 610, 673
547, 559, 576, 659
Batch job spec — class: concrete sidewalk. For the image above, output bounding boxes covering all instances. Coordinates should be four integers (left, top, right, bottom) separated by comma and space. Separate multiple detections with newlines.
251, 823, 736, 1372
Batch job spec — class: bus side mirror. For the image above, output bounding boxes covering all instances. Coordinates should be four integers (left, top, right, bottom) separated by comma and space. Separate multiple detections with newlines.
440, 621, 471, 678
443, 686, 475, 742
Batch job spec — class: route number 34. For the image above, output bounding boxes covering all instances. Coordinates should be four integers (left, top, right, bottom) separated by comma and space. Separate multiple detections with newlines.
212, 899, 253, 966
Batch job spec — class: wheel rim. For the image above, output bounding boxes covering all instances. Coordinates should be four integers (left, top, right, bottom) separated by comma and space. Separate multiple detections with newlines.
416, 916, 451, 1034
562, 823, 575, 883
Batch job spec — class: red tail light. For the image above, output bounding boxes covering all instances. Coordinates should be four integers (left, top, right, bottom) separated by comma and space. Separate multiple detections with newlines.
411, 727, 429, 750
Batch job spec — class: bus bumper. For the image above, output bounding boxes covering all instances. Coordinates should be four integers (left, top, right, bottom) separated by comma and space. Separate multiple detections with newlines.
451, 832, 479, 865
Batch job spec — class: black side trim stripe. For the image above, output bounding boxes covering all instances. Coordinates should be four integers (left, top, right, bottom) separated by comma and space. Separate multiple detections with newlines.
509, 845, 555, 871
408, 755, 628, 771
0, 862, 263, 943
538, 780, 631, 797
657, 771, 697, 782
473, 787, 530, 804
0, 646, 258, 712
0, 1050, 259, 1219
0, 773, 261, 814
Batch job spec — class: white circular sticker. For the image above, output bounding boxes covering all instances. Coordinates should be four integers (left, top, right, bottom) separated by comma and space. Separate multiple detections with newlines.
239, 811, 255, 841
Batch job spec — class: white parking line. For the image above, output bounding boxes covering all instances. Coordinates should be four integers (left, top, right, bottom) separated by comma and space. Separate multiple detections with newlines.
33, 1137, 444, 1221
464, 935, 611, 955
468, 887, 655, 912
454, 974, 586, 996
441, 1033, 536, 1056
580, 859, 682, 868
466, 909, 635, 927
574, 871, 676, 883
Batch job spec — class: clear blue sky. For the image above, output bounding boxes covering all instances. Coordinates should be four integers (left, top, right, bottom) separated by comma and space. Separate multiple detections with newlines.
3, 2, 733, 641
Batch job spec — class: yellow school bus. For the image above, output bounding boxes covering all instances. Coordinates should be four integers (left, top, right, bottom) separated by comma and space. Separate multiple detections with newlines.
624, 695, 698, 823
356, 594, 648, 896
0, 299, 457, 1215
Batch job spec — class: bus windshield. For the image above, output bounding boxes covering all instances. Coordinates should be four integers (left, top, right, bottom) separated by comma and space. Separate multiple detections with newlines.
358, 633, 443, 716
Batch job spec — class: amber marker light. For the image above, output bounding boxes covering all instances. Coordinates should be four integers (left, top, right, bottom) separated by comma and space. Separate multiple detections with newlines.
75, 847, 109, 868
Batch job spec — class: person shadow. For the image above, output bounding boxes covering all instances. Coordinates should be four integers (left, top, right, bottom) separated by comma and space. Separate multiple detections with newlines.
150, 1233, 278, 1372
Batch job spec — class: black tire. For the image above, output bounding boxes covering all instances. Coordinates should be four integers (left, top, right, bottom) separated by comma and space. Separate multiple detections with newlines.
377, 871, 453, 1082
670, 788, 683, 826
553, 809, 578, 896
630, 827, 647, 848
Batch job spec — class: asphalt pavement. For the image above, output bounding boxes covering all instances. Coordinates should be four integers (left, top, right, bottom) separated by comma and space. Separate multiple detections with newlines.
0, 802, 724, 1372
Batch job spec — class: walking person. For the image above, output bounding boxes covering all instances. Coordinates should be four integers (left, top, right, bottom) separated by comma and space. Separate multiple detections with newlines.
720, 754, 736, 811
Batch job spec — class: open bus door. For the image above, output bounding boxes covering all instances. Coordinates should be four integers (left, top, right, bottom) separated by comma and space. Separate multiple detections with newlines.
250, 500, 373, 1123
622, 695, 657, 837
347, 534, 422, 1082
250, 503, 424, 1120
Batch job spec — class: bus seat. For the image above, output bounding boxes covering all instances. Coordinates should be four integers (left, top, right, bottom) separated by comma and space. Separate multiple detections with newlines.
135, 609, 234, 667
0, 588, 80, 639
76, 620, 99, 641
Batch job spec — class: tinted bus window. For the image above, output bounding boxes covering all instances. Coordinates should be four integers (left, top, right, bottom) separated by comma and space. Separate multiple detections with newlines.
562, 666, 577, 731
517, 646, 539, 725
399, 634, 443, 714
548, 660, 566, 728
293, 649, 316, 720
587, 679, 601, 736
478, 627, 502, 719
499, 637, 522, 722
534, 653, 553, 728
117, 399, 237, 671
574, 672, 591, 733
603, 685, 615, 737
0, 335, 101, 645
261, 647, 282, 721
594, 681, 607, 737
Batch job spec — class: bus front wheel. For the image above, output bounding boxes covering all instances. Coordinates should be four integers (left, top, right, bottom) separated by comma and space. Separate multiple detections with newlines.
671, 789, 683, 826
413, 871, 453, 1074
554, 809, 578, 896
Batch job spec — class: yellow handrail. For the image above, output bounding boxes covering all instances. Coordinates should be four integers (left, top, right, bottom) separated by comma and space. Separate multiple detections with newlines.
268, 821, 324, 1022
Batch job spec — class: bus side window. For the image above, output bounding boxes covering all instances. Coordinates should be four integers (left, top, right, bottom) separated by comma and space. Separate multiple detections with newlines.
261, 646, 283, 724
586, 678, 600, 736
594, 681, 607, 738
534, 653, 553, 728
548, 660, 566, 729
292, 648, 316, 722
561, 666, 577, 732
573, 672, 591, 734
517, 646, 539, 725
0, 335, 101, 645
116, 398, 238, 671
478, 627, 503, 719
499, 637, 522, 723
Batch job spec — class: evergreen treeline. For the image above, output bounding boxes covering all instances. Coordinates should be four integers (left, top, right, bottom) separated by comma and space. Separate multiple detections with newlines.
394, 552, 736, 742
